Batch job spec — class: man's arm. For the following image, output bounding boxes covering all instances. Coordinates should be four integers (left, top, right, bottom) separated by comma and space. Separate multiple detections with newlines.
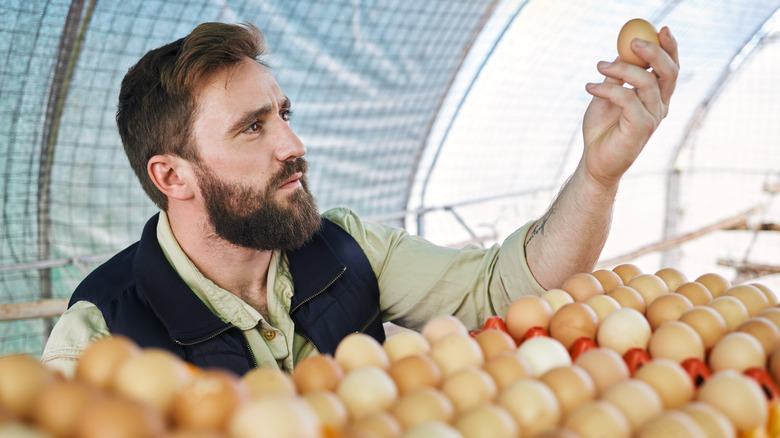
525, 26, 680, 289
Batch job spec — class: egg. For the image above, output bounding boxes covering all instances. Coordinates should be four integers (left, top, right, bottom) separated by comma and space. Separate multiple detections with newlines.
390, 387, 454, 430
539, 365, 597, 417
516, 336, 571, 377
402, 421, 462, 438
708, 296, 749, 331
633, 358, 694, 409
612, 263, 643, 284
473, 329, 517, 360
696, 273, 732, 298
627, 274, 669, 308
736, 316, 780, 355
171, 369, 249, 431
497, 378, 561, 436
679, 401, 737, 438
229, 395, 323, 438
592, 269, 624, 293
708, 332, 765, 373
597, 307, 652, 356
112, 348, 192, 415
429, 333, 484, 377
759, 307, 780, 332
697, 370, 768, 432
655, 267, 688, 292
334, 332, 390, 372
561, 273, 605, 302
770, 346, 780, 389
724, 284, 770, 317
242, 366, 297, 400
752, 283, 779, 306
388, 353, 442, 394
346, 411, 402, 438
617, 18, 659, 68
383, 330, 430, 363
31, 380, 102, 438
440, 366, 498, 414
637, 410, 706, 438
648, 321, 705, 362
679, 306, 729, 349
336, 366, 398, 420
75, 397, 167, 438
675, 282, 714, 306
75, 335, 141, 390
600, 379, 663, 432
420, 315, 469, 345
548, 303, 600, 350
564, 400, 631, 438
607, 285, 646, 313
574, 348, 630, 395
542, 288, 575, 313
453, 403, 519, 438
645, 293, 693, 330
292, 354, 344, 394
302, 390, 349, 433
584, 294, 621, 322
504, 296, 553, 342
482, 351, 533, 390
0, 354, 58, 420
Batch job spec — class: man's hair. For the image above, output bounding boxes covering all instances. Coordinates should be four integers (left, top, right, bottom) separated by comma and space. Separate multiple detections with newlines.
116, 22, 266, 210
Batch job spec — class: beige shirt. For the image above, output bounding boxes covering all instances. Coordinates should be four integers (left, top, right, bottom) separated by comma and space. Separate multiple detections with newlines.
41, 207, 544, 377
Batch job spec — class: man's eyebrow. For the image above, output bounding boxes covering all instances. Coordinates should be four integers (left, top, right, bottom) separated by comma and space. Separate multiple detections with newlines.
229, 96, 291, 135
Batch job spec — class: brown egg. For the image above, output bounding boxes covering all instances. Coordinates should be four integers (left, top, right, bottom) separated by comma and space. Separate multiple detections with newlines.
770, 346, 780, 387
633, 358, 694, 409
584, 294, 621, 322
334, 332, 390, 372
75, 335, 141, 390
453, 402, 519, 438
112, 348, 192, 415
383, 330, 430, 363
548, 303, 599, 349
679, 306, 729, 349
337, 366, 398, 420
752, 283, 778, 306
504, 296, 553, 342
574, 348, 630, 395
171, 369, 249, 432
388, 353, 442, 394
607, 285, 646, 313
736, 316, 780, 355
613, 263, 643, 284
759, 307, 780, 332
420, 315, 468, 345
292, 354, 344, 394
346, 411, 402, 438
617, 18, 659, 68
302, 390, 349, 433
655, 267, 688, 292
75, 397, 167, 438
600, 379, 663, 432
637, 410, 706, 438
648, 321, 705, 362
32, 380, 102, 438
697, 370, 768, 432
679, 401, 736, 438
675, 282, 714, 306
497, 379, 561, 436
597, 308, 652, 356
724, 284, 770, 317
627, 274, 669, 308
482, 351, 533, 390
708, 332, 765, 373
390, 387, 454, 430
429, 333, 485, 377
229, 395, 323, 438
646, 293, 694, 330
539, 365, 597, 417
561, 273, 605, 302
242, 366, 297, 400
592, 269, 624, 293
708, 296, 749, 332
542, 288, 576, 313
473, 329, 517, 360
564, 400, 631, 438
696, 273, 731, 298
0, 354, 58, 420
441, 366, 498, 414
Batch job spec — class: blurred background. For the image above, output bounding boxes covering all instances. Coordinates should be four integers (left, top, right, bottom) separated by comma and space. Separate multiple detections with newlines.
1, 0, 778, 356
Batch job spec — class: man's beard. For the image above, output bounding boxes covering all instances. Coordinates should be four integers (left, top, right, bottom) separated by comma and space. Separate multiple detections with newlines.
195, 158, 321, 251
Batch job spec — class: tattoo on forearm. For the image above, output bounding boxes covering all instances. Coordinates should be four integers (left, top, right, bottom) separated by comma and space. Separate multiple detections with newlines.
525, 210, 552, 251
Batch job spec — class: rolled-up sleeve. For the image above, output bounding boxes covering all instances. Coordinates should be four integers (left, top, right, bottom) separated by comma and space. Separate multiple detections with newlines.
322, 208, 546, 332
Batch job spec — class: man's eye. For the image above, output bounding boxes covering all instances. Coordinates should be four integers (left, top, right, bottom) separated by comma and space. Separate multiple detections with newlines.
281, 109, 293, 122
246, 121, 261, 133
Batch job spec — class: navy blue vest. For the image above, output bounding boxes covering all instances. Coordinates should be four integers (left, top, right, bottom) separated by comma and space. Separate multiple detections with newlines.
69, 214, 384, 375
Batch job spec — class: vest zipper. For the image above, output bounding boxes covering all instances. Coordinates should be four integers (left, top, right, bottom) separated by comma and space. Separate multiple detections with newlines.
244, 333, 259, 368
172, 325, 233, 346
359, 306, 381, 333
290, 265, 347, 314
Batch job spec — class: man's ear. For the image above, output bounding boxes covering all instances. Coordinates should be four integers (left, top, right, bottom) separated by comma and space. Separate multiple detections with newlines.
147, 155, 196, 201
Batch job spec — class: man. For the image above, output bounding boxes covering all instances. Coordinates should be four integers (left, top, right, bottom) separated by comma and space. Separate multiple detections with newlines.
42, 21, 678, 376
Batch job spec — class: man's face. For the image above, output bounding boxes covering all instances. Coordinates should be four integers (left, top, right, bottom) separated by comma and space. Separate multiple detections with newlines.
190, 57, 320, 250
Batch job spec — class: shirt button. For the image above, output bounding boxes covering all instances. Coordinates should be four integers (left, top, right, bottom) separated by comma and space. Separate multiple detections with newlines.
263, 330, 276, 340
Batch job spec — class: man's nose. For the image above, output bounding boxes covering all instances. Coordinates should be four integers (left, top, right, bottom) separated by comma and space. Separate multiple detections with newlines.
274, 120, 306, 162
